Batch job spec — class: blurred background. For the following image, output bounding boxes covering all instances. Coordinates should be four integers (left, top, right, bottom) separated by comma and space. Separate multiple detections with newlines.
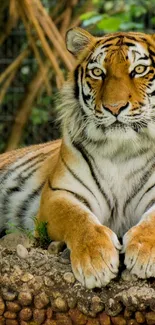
0, 0, 155, 153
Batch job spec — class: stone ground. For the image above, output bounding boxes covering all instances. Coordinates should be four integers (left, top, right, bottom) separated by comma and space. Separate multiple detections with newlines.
0, 233, 155, 324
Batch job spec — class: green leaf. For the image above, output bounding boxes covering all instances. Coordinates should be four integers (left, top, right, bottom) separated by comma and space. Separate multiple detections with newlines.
97, 16, 123, 32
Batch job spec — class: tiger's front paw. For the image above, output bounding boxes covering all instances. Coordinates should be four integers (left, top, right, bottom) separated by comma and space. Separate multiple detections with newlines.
123, 222, 155, 278
70, 225, 121, 289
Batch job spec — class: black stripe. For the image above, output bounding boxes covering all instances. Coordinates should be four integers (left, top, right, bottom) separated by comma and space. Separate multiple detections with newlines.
81, 67, 91, 105
100, 43, 113, 49
144, 199, 155, 214
73, 142, 111, 210
124, 156, 155, 214
150, 90, 155, 97
60, 154, 100, 208
74, 64, 80, 99
149, 75, 155, 82
124, 42, 136, 47
48, 180, 91, 210
137, 55, 149, 61
136, 184, 155, 211
0, 152, 44, 185
16, 182, 45, 226
148, 49, 155, 57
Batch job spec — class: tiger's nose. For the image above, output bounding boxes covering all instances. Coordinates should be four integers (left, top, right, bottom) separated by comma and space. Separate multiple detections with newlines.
103, 101, 129, 116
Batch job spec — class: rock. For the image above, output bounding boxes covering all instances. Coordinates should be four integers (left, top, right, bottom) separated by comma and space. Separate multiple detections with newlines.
56, 313, 72, 325
124, 309, 133, 319
99, 312, 111, 325
43, 321, 57, 325
111, 315, 126, 325
63, 272, 75, 284
69, 308, 88, 325
18, 291, 32, 306
33, 308, 46, 324
5, 320, 18, 325
3, 311, 17, 319
127, 320, 138, 325
0, 233, 33, 250
54, 297, 68, 312
16, 245, 28, 259
48, 241, 65, 254
46, 307, 53, 319
6, 301, 21, 313
146, 311, 155, 324
1, 290, 16, 301
91, 296, 104, 314
19, 307, 32, 321
0, 316, 5, 325
87, 319, 100, 325
61, 248, 70, 260
34, 292, 49, 309
0, 297, 5, 316
21, 273, 33, 282
135, 311, 145, 323
121, 270, 137, 282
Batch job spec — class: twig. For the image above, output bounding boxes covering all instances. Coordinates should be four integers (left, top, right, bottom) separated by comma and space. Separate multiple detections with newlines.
22, 0, 64, 87
0, 71, 15, 104
19, 4, 52, 96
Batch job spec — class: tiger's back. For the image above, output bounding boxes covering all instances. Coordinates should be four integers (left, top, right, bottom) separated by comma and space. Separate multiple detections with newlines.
0, 139, 61, 234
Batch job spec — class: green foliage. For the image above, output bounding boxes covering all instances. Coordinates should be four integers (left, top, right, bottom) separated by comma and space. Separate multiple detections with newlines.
35, 220, 51, 247
80, 0, 155, 33
5, 222, 34, 239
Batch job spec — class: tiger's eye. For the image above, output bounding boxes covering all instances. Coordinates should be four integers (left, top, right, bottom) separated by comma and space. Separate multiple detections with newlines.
92, 67, 103, 77
134, 65, 147, 74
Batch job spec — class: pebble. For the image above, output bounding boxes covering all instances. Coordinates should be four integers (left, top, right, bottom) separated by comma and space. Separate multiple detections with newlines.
3, 311, 17, 319
63, 272, 75, 284
0, 233, 33, 250
5, 320, 18, 325
19, 307, 32, 321
56, 313, 72, 325
2, 290, 17, 301
121, 270, 137, 282
6, 302, 21, 313
16, 244, 28, 259
18, 291, 32, 306
0, 297, 5, 316
48, 241, 65, 254
54, 297, 68, 312
21, 273, 33, 282
111, 315, 126, 325
135, 311, 145, 323
33, 308, 46, 324
146, 311, 155, 324
99, 312, 111, 325
34, 292, 49, 309
69, 308, 88, 325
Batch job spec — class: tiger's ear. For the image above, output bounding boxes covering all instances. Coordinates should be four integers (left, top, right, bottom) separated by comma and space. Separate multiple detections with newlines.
66, 27, 93, 56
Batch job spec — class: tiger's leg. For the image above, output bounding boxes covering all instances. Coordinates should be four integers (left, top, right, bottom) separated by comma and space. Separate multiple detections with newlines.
123, 205, 155, 278
37, 183, 121, 289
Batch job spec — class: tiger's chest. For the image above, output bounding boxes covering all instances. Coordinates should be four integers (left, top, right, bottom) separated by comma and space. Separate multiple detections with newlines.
83, 150, 155, 237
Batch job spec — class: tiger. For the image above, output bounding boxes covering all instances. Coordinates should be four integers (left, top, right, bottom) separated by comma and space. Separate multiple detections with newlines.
1, 27, 155, 289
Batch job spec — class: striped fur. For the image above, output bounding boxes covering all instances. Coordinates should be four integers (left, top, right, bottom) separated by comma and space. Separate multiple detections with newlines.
2, 28, 155, 288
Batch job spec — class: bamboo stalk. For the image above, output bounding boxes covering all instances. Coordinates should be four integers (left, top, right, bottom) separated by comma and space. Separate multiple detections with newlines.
0, 71, 15, 104
37, 12, 74, 71
19, 4, 52, 96
22, 0, 64, 87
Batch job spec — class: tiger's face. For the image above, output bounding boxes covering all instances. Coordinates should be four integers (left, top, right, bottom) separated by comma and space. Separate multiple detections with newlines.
66, 28, 155, 143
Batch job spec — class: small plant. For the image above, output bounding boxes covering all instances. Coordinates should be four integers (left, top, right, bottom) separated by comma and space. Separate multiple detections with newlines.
5, 222, 34, 239
35, 219, 51, 248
